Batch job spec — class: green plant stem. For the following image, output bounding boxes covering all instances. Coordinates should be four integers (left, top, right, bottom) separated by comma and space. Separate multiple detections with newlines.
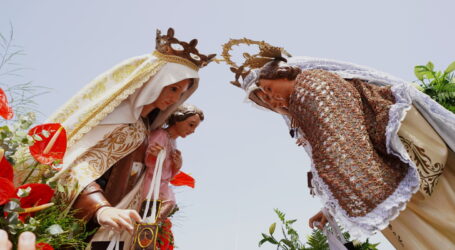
21, 160, 39, 184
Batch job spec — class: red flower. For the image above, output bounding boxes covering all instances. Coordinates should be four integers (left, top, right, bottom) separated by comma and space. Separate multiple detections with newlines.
0, 156, 54, 219
16, 183, 54, 221
0, 88, 14, 120
0, 177, 16, 205
170, 171, 195, 188
0, 155, 16, 205
36, 242, 54, 250
28, 123, 67, 165
0, 156, 14, 182
157, 219, 174, 250
18, 183, 54, 208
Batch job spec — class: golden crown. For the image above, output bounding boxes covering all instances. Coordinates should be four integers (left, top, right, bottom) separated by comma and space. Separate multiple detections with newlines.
220, 38, 291, 87
155, 28, 216, 71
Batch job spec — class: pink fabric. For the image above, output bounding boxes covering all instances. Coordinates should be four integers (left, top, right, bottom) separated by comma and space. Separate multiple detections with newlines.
142, 129, 179, 204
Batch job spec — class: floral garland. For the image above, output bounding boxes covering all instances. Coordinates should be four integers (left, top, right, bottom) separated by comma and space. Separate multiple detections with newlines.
0, 87, 91, 249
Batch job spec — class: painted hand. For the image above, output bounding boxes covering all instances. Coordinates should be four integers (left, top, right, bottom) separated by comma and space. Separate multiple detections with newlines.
97, 207, 142, 235
308, 210, 328, 230
171, 150, 182, 171
147, 143, 164, 157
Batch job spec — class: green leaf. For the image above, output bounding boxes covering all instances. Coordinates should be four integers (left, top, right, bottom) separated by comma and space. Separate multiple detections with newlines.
269, 222, 276, 235
261, 233, 278, 244
280, 239, 294, 248
286, 219, 297, 225
414, 65, 430, 81
426, 61, 434, 71
17, 186, 31, 198
41, 130, 50, 138
57, 182, 65, 193
7, 212, 20, 225
4, 200, 24, 213
258, 238, 268, 247
33, 134, 43, 141
444, 61, 455, 74
274, 208, 286, 222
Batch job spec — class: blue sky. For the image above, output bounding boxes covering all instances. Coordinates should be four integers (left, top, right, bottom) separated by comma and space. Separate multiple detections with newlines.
1, 1, 454, 249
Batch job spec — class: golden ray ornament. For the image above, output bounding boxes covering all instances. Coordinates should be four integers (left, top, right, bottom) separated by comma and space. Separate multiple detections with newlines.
220, 38, 292, 87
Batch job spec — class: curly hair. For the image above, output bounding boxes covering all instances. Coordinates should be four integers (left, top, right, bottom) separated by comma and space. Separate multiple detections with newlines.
259, 59, 301, 81
166, 104, 204, 127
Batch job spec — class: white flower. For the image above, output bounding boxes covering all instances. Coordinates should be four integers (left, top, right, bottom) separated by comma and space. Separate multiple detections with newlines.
46, 224, 64, 235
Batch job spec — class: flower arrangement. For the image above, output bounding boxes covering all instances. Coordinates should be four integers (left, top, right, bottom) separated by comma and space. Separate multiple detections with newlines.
0, 88, 91, 249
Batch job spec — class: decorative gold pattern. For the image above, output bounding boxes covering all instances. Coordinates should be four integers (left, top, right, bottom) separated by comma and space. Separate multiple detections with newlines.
221, 38, 291, 68
112, 59, 147, 83
51, 93, 83, 124
66, 60, 165, 147
50, 28, 213, 148
399, 136, 445, 196
82, 77, 108, 101
387, 224, 405, 248
289, 70, 409, 217
221, 38, 291, 87
59, 120, 146, 204
47, 55, 166, 149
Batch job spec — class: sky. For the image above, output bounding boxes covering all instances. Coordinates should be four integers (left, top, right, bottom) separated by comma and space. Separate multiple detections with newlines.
1, 1, 454, 249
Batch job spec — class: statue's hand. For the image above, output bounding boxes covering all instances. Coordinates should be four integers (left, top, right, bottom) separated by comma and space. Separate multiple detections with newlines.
96, 207, 142, 235
147, 143, 164, 157
171, 150, 182, 171
308, 210, 327, 230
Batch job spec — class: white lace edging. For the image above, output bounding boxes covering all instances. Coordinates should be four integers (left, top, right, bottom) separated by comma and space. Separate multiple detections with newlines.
309, 151, 419, 238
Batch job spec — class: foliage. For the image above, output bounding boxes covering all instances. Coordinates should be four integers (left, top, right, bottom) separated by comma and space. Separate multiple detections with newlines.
259, 209, 379, 250
0, 24, 50, 121
415, 61, 455, 113
0, 203, 93, 250
0, 112, 36, 163
0, 26, 90, 249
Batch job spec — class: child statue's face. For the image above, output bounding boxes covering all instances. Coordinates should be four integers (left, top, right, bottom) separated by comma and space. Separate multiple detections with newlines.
172, 114, 201, 138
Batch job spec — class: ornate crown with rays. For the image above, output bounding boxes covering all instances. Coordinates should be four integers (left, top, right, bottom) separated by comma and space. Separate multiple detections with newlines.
154, 28, 216, 71
220, 38, 292, 87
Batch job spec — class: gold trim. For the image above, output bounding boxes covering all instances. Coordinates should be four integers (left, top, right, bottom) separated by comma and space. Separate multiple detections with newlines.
133, 223, 159, 249
67, 60, 166, 146
137, 227, 155, 248
152, 51, 199, 72
399, 135, 445, 196
221, 38, 291, 68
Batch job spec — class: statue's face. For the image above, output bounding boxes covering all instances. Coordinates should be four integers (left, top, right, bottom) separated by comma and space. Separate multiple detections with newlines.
154, 79, 191, 110
171, 114, 201, 138
257, 78, 294, 106
253, 89, 289, 115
